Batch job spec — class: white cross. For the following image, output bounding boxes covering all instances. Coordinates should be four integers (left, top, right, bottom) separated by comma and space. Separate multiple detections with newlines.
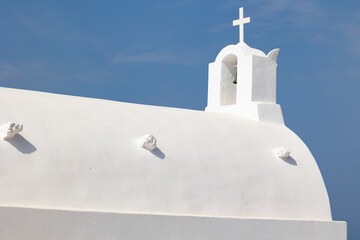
233, 7, 250, 43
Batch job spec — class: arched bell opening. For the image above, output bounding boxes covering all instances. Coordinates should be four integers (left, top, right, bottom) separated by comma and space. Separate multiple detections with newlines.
220, 54, 237, 106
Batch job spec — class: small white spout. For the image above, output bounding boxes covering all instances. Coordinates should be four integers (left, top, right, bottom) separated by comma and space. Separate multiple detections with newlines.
1, 122, 23, 140
275, 146, 290, 159
138, 134, 157, 151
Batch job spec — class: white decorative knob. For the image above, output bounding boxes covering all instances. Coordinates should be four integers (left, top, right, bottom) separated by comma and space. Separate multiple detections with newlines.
1, 122, 23, 140
275, 146, 291, 159
139, 134, 157, 151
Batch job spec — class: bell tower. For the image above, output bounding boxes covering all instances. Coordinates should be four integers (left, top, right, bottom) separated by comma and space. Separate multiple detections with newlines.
205, 8, 284, 124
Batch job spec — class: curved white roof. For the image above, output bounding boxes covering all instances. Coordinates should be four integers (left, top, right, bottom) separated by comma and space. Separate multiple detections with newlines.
0, 87, 331, 220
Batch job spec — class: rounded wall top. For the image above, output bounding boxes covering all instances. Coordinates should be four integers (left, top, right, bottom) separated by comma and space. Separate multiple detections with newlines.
215, 42, 266, 62
236, 42, 266, 56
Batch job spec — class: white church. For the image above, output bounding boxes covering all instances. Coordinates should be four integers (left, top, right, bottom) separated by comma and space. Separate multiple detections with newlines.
0, 7, 346, 240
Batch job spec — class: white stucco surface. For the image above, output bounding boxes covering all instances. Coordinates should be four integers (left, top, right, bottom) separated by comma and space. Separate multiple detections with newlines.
0, 87, 332, 221
0, 206, 347, 240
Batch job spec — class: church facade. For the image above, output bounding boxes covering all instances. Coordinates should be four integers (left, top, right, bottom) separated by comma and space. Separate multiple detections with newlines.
0, 7, 346, 240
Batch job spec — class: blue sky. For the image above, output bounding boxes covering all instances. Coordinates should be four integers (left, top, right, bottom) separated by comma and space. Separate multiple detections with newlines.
1, 0, 359, 238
